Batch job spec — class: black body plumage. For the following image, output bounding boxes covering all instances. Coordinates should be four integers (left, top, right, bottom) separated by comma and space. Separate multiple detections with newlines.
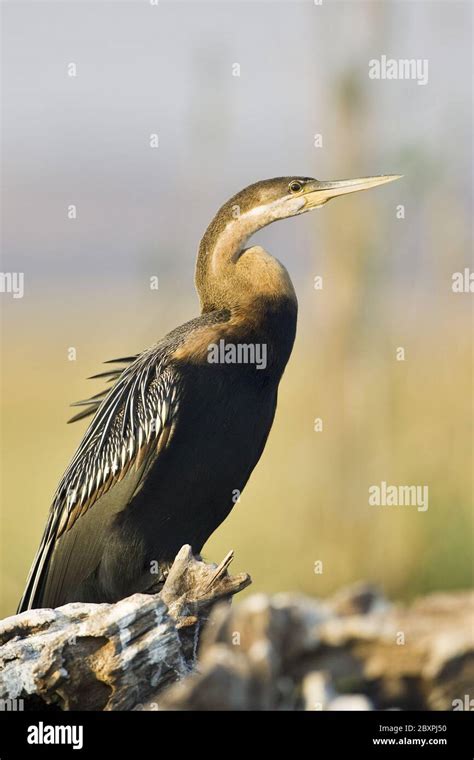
19, 299, 297, 610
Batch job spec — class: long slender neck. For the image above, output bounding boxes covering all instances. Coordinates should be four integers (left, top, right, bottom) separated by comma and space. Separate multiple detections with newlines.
193, 198, 298, 380
195, 200, 297, 316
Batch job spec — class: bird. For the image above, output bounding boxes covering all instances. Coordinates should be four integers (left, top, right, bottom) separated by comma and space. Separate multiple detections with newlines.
18, 174, 401, 612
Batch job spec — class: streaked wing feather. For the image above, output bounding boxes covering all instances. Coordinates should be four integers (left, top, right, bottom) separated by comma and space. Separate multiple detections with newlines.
68, 406, 100, 424
68, 353, 138, 424
103, 355, 139, 364
18, 346, 181, 611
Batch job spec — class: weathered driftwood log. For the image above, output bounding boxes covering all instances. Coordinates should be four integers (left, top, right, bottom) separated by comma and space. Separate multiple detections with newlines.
1, 550, 472, 711
0, 546, 250, 711
157, 586, 474, 711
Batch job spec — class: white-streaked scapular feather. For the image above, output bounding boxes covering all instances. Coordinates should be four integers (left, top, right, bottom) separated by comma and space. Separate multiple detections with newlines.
49, 351, 179, 538
161, 400, 169, 427
17, 338, 186, 613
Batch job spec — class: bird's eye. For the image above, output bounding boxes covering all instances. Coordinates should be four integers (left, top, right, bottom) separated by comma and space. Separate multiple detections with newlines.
289, 181, 303, 194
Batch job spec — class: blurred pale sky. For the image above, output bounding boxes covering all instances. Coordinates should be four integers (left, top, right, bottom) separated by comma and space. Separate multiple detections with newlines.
1, 0, 471, 286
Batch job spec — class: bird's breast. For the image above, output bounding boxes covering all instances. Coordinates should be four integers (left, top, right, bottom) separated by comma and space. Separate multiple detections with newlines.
172, 294, 297, 383
128, 367, 278, 559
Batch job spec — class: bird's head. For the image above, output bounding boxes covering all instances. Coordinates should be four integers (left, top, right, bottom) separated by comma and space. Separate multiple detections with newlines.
228, 174, 403, 224
197, 173, 402, 312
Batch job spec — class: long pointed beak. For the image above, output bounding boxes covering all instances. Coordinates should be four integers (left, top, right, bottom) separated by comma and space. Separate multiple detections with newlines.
304, 174, 402, 208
